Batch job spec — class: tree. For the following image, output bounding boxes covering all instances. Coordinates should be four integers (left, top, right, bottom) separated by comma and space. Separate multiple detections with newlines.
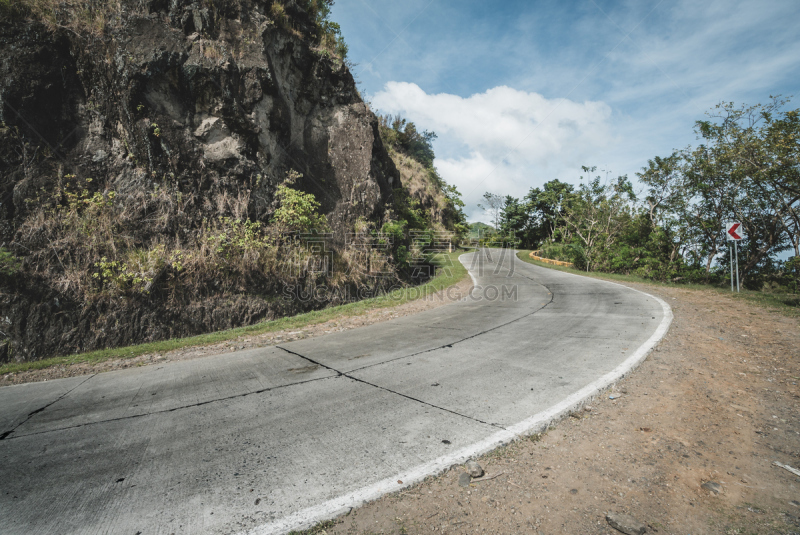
560, 167, 635, 271
303, 0, 349, 60
526, 179, 576, 244
637, 153, 684, 226
472, 98, 799, 286
442, 183, 469, 242
380, 116, 438, 168
498, 196, 526, 246
762, 107, 800, 256
478, 192, 504, 231
636, 153, 693, 269
693, 98, 797, 281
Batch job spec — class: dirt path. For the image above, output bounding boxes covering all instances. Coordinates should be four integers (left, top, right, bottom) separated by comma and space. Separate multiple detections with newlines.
314, 283, 800, 535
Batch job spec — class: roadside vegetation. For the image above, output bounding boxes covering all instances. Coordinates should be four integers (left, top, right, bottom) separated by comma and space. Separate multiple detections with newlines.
377, 115, 469, 236
0, 248, 468, 376
480, 98, 799, 297
1, 111, 463, 361
10, 169, 400, 307
372, 113, 469, 277
517, 251, 800, 318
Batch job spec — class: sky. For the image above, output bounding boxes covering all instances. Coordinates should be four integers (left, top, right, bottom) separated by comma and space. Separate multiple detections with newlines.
329, 0, 800, 223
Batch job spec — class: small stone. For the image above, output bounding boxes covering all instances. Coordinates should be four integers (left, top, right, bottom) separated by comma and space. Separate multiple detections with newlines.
701, 481, 722, 494
605, 513, 646, 535
790, 500, 799, 507
188, 32, 200, 41
583, 406, 593, 412
570, 488, 578, 495
458, 472, 471, 487
466, 460, 484, 478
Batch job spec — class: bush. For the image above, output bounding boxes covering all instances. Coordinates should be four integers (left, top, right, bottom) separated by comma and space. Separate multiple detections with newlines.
272, 171, 329, 233
92, 245, 169, 295
0, 0, 17, 17
0, 248, 21, 278
781, 256, 800, 293
538, 242, 583, 264
270, 1, 289, 28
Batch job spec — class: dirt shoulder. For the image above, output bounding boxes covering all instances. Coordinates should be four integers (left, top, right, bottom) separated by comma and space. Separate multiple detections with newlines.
0, 278, 474, 387
315, 282, 800, 535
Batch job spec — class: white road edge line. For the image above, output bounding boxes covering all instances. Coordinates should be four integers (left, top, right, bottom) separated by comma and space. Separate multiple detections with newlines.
462, 252, 479, 288
244, 252, 673, 535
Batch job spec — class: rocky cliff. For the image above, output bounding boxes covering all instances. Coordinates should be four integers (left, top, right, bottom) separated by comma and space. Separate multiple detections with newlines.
0, 0, 401, 361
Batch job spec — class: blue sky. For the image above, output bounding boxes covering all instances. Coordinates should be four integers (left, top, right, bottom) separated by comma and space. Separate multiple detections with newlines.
330, 0, 800, 223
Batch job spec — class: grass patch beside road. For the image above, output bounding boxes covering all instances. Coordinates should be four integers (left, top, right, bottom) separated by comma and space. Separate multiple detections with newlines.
516, 250, 708, 288
0, 250, 469, 376
517, 249, 800, 318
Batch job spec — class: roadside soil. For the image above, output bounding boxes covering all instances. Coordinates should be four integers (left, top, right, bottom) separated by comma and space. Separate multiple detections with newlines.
0, 278, 474, 387
315, 282, 800, 535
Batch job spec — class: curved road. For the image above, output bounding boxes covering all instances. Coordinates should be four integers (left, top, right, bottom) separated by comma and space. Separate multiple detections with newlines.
0, 249, 670, 534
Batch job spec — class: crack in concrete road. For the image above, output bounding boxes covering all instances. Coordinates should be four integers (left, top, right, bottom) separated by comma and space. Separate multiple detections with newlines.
1, 258, 550, 441
344, 279, 555, 376
276, 346, 504, 430
0, 374, 335, 441
267, 269, 557, 431
0, 374, 96, 440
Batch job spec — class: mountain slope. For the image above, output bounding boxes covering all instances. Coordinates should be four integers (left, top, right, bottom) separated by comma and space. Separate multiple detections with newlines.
0, 0, 401, 361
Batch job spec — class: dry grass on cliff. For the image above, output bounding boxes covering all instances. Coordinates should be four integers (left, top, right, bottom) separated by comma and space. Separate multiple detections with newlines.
0, 249, 468, 378
388, 147, 449, 230
0, 0, 119, 34
14, 175, 400, 305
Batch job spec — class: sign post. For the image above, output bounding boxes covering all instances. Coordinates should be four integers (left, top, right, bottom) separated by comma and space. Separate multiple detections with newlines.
725, 222, 743, 292
729, 242, 734, 292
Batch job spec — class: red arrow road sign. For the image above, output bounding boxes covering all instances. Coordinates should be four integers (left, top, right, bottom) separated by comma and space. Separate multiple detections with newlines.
726, 222, 743, 240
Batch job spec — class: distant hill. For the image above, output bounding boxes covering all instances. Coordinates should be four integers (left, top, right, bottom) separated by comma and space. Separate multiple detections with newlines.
468, 222, 496, 239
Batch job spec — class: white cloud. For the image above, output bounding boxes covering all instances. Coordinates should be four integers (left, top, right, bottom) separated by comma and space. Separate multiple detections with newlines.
372, 82, 614, 221
348, 1, 800, 224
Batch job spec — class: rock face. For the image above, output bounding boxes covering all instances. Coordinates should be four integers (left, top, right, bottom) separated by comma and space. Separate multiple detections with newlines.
0, 0, 400, 361
1, 1, 396, 239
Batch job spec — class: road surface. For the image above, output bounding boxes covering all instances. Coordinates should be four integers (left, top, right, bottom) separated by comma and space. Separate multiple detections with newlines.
0, 249, 670, 534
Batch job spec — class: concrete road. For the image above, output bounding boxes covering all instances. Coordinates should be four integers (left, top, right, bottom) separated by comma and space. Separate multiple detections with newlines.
0, 249, 670, 534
